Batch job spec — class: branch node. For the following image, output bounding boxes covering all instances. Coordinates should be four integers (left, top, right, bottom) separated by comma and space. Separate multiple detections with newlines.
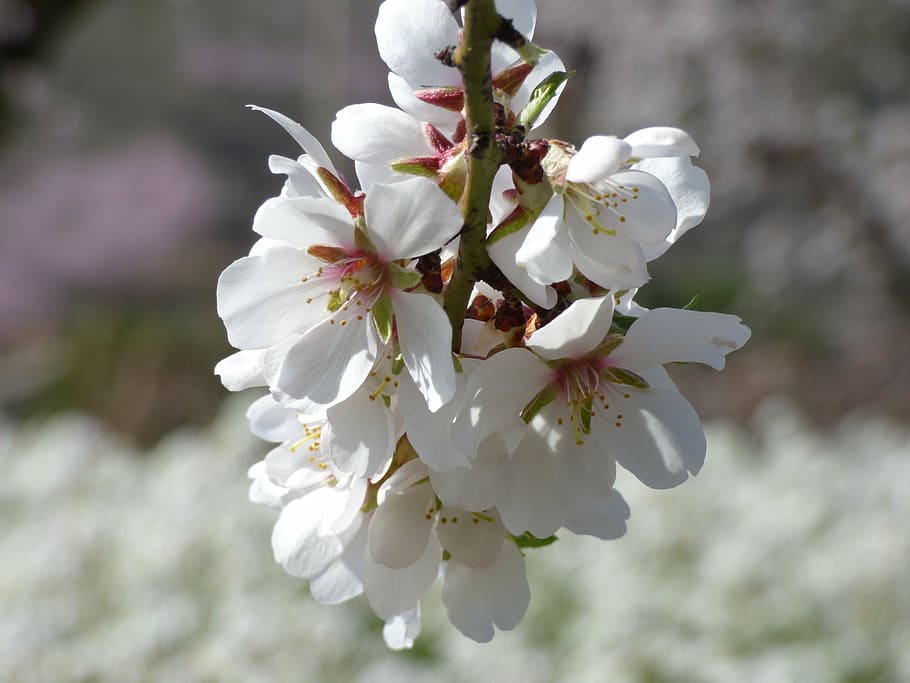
434, 45, 458, 67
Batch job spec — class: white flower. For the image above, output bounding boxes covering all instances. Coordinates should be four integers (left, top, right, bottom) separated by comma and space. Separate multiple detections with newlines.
451, 295, 750, 535
515, 128, 705, 290
217, 176, 463, 413
245, 395, 370, 606
362, 459, 531, 642
375, 0, 565, 133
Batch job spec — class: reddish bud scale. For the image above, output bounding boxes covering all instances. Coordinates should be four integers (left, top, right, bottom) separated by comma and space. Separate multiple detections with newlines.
422, 123, 455, 153
415, 86, 465, 112
492, 62, 534, 97
452, 119, 468, 144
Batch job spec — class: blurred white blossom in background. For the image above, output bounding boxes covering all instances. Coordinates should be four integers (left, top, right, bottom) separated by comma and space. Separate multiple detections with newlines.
2, 397, 907, 682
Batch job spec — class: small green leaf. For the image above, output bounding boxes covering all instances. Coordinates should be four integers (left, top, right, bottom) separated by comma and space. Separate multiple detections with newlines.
388, 262, 422, 290
372, 292, 394, 344
520, 384, 559, 423
513, 532, 558, 549
610, 314, 638, 334
604, 366, 650, 389
518, 70, 574, 129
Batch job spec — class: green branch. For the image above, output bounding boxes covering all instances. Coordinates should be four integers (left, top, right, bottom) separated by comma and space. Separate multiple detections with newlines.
443, 0, 502, 351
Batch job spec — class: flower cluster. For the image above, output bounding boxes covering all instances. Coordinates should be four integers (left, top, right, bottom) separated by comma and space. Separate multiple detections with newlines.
215, 0, 750, 648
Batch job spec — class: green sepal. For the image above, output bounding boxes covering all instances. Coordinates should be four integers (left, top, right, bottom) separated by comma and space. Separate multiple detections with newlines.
520, 384, 559, 424
381, 394, 391, 408
592, 334, 624, 357
604, 366, 650, 389
353, 219, 375, 252
388, 262, 422, 290
453, 354, 464, 374
390, 159, 438, 178
372, 292, 394, 344
487, 207, 530, 245
442, 549, 452, 562
579, 397, 593, 434
513, 532, 558, 549
518, 70, 573, 129
391, 353, 405, 375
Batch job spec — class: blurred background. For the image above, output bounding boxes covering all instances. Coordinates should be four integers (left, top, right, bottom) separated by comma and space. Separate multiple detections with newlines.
1, 0, 908, 680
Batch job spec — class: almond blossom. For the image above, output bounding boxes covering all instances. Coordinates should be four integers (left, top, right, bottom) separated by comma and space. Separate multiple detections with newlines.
217, 175, 462, 413
514, 128, 703, 291
449, 296, 750, 535
216, 0, 751, 649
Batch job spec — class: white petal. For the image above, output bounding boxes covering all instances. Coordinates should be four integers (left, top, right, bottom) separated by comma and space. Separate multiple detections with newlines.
435, 507, 506, 568
429, 442, 513, 511
365, 178, 463, 261
393, 290, 455, 412
451, 348, 551, 459
598, 389, 706, 489
526, 295, 614, 360
253, 196, 354, 250
332, 104, 433, 165
326, 383, 395, 478
273, 312, 378, 408
623, 126, 700, 159
388, 73, 461, 135
354, 160, 400, 192
216, 248, 334, 349
363, 527, 441, 620
566, 136, 632, 183
383, 605, 422, 650
368, 481, 435, 569
271, 488, 348, 579
610, 308, 751, 371
264, 444, 325, 491
248, 460, 289, 508
249, 105, 338, 174
488, 226, 557, 309
214, 350, 265, 390
268, 154, 325, 199
310, 548, 363, 605
636, 157, 710, 261
564, 489, 630, 540
309, 517, 367, 605
246, 394, 301, 443
441, 540, 530, 643
515, 194, 574, 284
494, 428, 576, 537
567, 211, 649, 290
379, 459, 429, 503
375, 0, 462, 86
593, 170, 676, 246
397, 366, 474, 472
